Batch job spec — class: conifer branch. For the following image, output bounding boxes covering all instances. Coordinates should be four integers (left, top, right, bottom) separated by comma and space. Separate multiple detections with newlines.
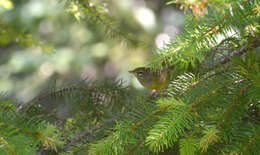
241, 129, 260, 153
128, 77, 245, 153
111, 104, 172, 154
68, 0, 141, 47
199, 128, 220, 152
198, 85, 250, 152
146, 101, 193, 153
0, 121, 60, 152
1, 0, 259, 154
131, 105, 170, 131
145, 78, 246, 152
191, 79, 244, 109
62, 118, 116, 152
216, 85, 250, 129
156, 0, 257, 69
0, 19, 53, 52
177, 70, 226, 98
126, 140, 145, 155
180, 137, 198, 155
211, 37, 260, 68
16, 83, 80, 112
63, 123, 104, 152
82, 2, 139, 46
0, 137, 16, 155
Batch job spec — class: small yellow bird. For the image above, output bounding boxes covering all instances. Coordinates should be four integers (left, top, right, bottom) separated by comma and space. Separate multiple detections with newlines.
129, 67, 171, 91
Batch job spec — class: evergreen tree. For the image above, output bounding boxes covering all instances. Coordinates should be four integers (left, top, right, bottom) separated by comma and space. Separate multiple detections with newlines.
0, 0, 260, 154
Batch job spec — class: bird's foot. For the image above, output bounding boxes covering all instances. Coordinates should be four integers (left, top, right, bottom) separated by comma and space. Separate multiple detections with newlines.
149, 89, 160, 99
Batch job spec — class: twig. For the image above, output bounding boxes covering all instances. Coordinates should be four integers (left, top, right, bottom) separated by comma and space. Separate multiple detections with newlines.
0, 137, 16, 155
211, 37, 260, 67
216, 85, 250, 129
177, 69, 228, 98
62, 118, 116, 152
241, 129, 260, 153
16, 84, 80, 113
131, 105, 170, 130
160, 0, 251, 64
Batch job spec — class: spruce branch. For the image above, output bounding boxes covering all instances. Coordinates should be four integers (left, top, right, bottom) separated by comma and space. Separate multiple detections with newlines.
146, 98, 195, 153
120, 105, 172, 154
131, 104, 171, 131
0, 137, 16, 155
63, 123, 104, 152
210, 37, 260, 68
199, 128, 220, 152
67, 0, 141, 47
151, 0, 258, 70
176, 70, 227, 98
241, 129, 260, 153
0, 19, 54, 53
179, 137, 198, 155
0, 121, 61, 152
191, 79, 244, 109
62, 118, 116, 152
26, 130, 59, 152
87, 97, 158, 154
114, 74, 246, 153
17, 79, 129, 121
0, 116, 62, 153
199, 85, 250, 152
216, 85, 250, 129
145, 77, 246, 152
126, 140, 145, 155
16, 83, 79, 113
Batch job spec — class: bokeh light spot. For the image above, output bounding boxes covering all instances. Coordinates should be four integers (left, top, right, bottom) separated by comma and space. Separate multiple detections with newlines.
155, 33, 170, 49
39, 62, 54, 78
134, 7, 155, 30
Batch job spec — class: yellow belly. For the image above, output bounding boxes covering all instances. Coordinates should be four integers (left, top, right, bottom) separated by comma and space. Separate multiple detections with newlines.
143, 77, 167, 90
146, 82, 166, 90
137, 68, 169, 90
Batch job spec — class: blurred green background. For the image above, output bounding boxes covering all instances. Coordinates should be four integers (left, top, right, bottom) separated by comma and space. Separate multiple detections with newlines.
0, 0, 184, 103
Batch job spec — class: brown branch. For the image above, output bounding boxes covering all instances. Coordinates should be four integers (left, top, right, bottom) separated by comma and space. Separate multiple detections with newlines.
0, 137, 16, 155
16, 84, 80, 112
191, 79, 244, 109
62, 123, 104, 152
62, 118, 116, 152
131, 77, 245, 133
241, 129, 260, 153
128, 80, 244, 153
160, 0, 251, 64
211, 37, 260, 68
131, 105, 170, 130
177, 70, 227, 98
126, 140, 144, 155
176, 36, 260, 99
216, 85, 250, 129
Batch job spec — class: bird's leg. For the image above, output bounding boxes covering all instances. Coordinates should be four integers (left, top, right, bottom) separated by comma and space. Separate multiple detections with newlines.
150, 89, 157, 95
149, 89, 160, 98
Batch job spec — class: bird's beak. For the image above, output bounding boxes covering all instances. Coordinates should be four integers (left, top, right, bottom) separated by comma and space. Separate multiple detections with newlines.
129, 70, 134, 74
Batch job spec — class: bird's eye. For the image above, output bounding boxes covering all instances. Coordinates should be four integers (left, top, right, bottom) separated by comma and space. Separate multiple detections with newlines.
137, 72, 143, 77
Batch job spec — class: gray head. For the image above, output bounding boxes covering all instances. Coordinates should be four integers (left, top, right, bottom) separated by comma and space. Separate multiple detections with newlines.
129, 67, 149, 80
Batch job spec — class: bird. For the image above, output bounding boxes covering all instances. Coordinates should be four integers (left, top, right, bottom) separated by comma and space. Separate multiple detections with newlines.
129, 67, 172, 94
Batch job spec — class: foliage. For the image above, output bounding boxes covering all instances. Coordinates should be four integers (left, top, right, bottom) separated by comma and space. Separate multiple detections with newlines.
0, 96, 64, 154
0, 23, 54, 53
0, 0, 260, 154
0, 3, 54, 53
66, 0, 144, 48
